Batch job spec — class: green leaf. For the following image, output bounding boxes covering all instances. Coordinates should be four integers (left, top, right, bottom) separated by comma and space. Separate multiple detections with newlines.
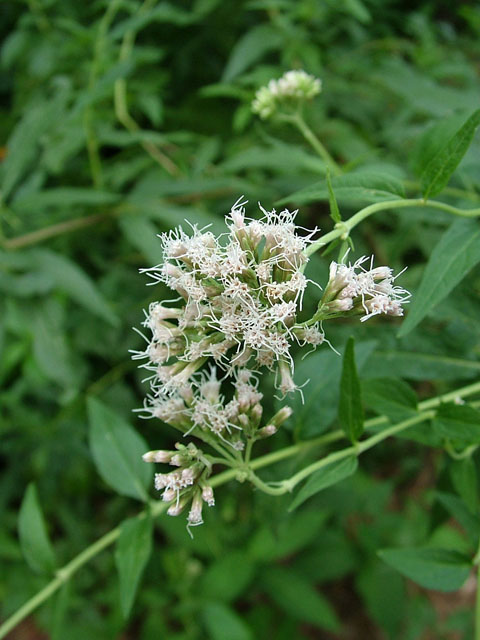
421, 109, 480, 199
433, 402, 480, 444
260, 566, 340, 632
450, 458, 478, 514
365, 350, 480, 380
202, 602, 253, 640
222, 25, 282, 82
200, 551, 255, 602
398, 219, 480, 337
326, 168, 341, 223
339, 337, 364, 443
289, 457, 358, 512
31, 249, 118, 326
18, 484, 56, 574
87, 397, 152, 501
378, 547, 471, 592
291, 340, 376, 438
434, 492, 480, 546
279, 171, 405, 207
119, 216, 161, 265
115, 516, 153, 618
362, 377, 417, 422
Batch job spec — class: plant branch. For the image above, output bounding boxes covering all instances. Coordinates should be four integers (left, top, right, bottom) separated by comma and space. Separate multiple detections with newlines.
305, 198, 480, 258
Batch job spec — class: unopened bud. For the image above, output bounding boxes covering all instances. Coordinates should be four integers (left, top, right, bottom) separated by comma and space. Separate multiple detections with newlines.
258, 424, 277, 438
188, 493, 204, 525
143, 450, 172, 464
167, 498, 188, 517
269, 406, 293, 427
201, 485, 215, 507
251, 403, 263, 427
162, 488, 177, 502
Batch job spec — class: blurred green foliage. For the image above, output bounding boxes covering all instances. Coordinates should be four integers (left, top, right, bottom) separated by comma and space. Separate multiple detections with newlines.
1, 0, 480, 638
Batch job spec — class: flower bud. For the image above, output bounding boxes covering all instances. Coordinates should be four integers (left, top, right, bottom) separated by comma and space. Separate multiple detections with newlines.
201, 485, 215, 507
143, 450, 173, 464
258, 424, 277, 438
269, 406, 293, 427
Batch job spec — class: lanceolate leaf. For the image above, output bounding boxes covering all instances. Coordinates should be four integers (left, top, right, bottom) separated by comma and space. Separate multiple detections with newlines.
18, 484, 56, 575
87, 398, 152, 501
398, 219, 480, 337
339, 337, 364, 443
289, 456, 358, 512
421, 108, 480, 199
378, 547, 471, 592
115, 516, 153, 618
326, 169, 341, 223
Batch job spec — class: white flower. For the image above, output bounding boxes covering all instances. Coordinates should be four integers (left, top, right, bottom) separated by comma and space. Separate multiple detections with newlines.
252, 70, 322, 119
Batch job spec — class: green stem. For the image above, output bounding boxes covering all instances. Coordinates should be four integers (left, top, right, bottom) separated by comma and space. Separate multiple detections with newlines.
281, 113, 341, 175
305, 198, 480, 258
2, 380, 480, 638
476, 564, 480, 640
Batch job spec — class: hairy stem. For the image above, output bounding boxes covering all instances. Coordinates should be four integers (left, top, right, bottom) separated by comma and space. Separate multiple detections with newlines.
282, 113, 341, 175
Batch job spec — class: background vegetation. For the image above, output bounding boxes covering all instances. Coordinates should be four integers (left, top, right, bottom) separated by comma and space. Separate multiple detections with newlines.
1, 1, 480, 638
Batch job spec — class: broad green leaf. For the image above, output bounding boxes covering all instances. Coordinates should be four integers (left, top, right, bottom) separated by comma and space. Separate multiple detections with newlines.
410, 112, 469, 178
326, 169, 341, 223
292, 340, 376, 438
202, 602, 253, 640
378, 547, 471, 592
356, 563, 405, 638
18, 484, 56, 574
421, 109, 480, 199
87, 397, 152, 501
398, 219, 480, 337
278, 171, 405, 207
119, 216, 161, 265
433, 402, 480, 444
434, 492, 480, 546
365, 350, 480, 380
31, 249, 118, 326
249, 509, 329, 561
339, 337, 364, 443
450, 458, 478, 514
222, 25, 282, 81
289, 457, 358, 512
13, 188, 119, 211
362, 377, 417, 422
260, 566, 340, 632
115, 516, 153, 618
200, 551, 254, 602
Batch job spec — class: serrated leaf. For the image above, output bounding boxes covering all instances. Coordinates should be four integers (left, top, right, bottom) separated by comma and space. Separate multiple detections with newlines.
18, 484, 56, 574
362, 377, 417, 422
378, 547, 471, 592
398, 219, 480, 337
421, 109, 480, 199
31, 249, 118, 326
115, 516, 153, 618
433, 402, 480, 444
87, 398, 152, 501
260, 566, 340, 632
289, 457, 358, 512
278, 171, 405, 207
202, 602, 253, 640
339, 337, 364, 443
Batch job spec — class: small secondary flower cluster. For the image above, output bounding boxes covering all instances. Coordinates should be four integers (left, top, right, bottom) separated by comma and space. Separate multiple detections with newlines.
320, 256, 410, 322
252, 70, 322, 119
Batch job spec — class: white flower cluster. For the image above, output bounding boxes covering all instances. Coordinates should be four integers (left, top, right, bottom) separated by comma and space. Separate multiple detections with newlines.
134, 198, 321, 400
252, 70, 322, 119
321, 256, 410, 321
136, 199, 410, 527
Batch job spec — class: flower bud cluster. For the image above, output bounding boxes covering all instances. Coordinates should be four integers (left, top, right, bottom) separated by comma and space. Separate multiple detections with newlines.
252, 70, 322, 119
143, 441, 216, 527
320, 256, 410, 321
